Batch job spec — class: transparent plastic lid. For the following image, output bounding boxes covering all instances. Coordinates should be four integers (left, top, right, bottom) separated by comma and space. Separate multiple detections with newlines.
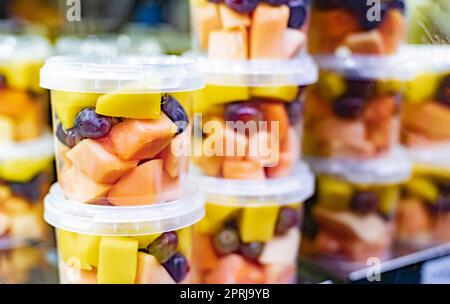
0, 34, 52, 62
44, 183, 205, 236
306, 149, 412, 185
191, 54, 318, 87
0, 133, 54, 160
190, 162, 315, 206
407, 144, 450, 171
314, 53, 416, 81
401, 45, 450, 74
40, 55, 204, 93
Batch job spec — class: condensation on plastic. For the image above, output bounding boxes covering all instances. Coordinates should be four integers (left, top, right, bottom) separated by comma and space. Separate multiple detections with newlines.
40, 55, 204, 93
401, 45, 450, 74
306, 149, 412, 185
407, 144, 450, 171
44, 182, 205, 236
0, 132, 54, 161
190, 162, 315, 206
0, 34, 52, 62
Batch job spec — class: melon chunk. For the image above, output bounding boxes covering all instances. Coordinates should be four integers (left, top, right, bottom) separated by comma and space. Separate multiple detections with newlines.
194, 155, 223, 177
0, 114, 14, 142
259, 102, 289, 142
193, 233, 219, 272
283, 29, 305, 59
219, 4, 250, 29
379, 9, 405, 54
107, 114, 177, 161
160, 130, 190, 178
222, 159, 265, 180
266, 127, 298, 178
59, 262, 98, 284
97, 237, 138, 284
250, 4, 289, 59
67, 139, 138, 184
239, 205, 279, 242
342, 30, 386, 55
401, 101, 450, 139
264, 263, 295, 284
246, 130, 279, 167
160, 171, 183, 202
108, 159, 163, 206
208, 29, 249, 60
258, 228, 300, 265
135, 252, 175, 284
193, 3, 222, 49
96, 93, 161, 119
204, 254, 265, 284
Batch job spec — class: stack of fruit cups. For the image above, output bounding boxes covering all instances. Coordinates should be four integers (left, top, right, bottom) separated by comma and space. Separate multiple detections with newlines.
301, 152, 411, 273
40, 55, 206, 284
192, 162, 315, 283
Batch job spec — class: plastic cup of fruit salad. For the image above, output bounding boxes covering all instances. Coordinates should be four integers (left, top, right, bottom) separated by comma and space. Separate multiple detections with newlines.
191, 55, 317, 180
0, 34, 52, 144
190, 162, 315, 283
44, 182, 204, 284
302, 54, 414, 159
190, 0, 310, 60
40, 55, 203, 206
0, 133, 54, 249
308, 0, 406, 55
400, 45, 450, 148
301, 151, 411, 269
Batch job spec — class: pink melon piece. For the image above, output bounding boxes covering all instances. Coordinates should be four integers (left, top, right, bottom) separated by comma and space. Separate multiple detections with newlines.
107, 159, 163, 206
219, 4, 251, 29
208, 29, 249, 60
258, 228, 300, 265
160, 172, 183, 202
266, 127, 298, 178
204, 254, 265, 284
250, 3, 289, 59
264, 263, 296, 284
193, 233, 219, 273
342, 30, 386, 55
135, 252, 175, 284
59, 262, 98, 284
159, 128, 190, 178
246, 130, 279, 167
222, 159, 265, 180
193, 3, 222, 49
283, 29, 306, 59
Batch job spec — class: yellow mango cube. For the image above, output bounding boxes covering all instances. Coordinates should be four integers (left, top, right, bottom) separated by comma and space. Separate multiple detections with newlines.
57, 230, 93, 270
96, 93, 161, 119
0, 157, 52, 183
77, 234, 101, 268
239, 205, 279, 242
250, 86, 298, 102
194, 85, 249, 113
177, 228, 192, 257
131, 233, 161, 249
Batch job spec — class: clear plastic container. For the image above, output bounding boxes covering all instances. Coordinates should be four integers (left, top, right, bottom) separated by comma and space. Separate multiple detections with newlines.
308, 0, 406, 55
44, 182, 204, 284
191, 162, 315, 284
301, 151, 411, 266
40, 55, 203, 205
0, 133, 54, 249
303, 54, 413, 159
400, 45, 450, 148
190, 0, 310, 60
0, 34, 52, 143
191, 56, 318, 180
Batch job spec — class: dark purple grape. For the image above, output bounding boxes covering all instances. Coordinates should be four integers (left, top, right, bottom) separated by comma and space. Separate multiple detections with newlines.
74, 107, 112, 139
0, 74, 7, 89
240, 242, 264, 261
146, 232, 179, 264
264, 0, 289, 5
162, 253, 190, 283
56, 123, 83, 148
302, 195, 319, 238
439, 182, 450, 196
288, 0, 307, 28
435, 75, 450, 108
388, 0, 405, 13
9, 174, 45, 202
285, 100, 303, 124
224, 0, 259, 13
428, 196, 450, 214
346, 78, 376, 99
312, 0, 345, 10
213, 227, 240, 255
344, 0, 368, 12
225, 102, 263, 124
332, 95, 366, 119
275, 207, 300, 235
351, 191, 379, 215
161, 95, 189, 134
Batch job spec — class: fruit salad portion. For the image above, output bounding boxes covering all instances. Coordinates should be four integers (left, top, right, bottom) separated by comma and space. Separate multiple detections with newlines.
193, 85, 303, 179
57, 228, 193, 284
191, 0, 309, 59
308, 0, 406, 55
401, 72, 450, 147
194, 202, 302, 283
301, 175, 399, 262
303, 70, 401, 159
52, 90, 193, 205
396, 166, 450, 247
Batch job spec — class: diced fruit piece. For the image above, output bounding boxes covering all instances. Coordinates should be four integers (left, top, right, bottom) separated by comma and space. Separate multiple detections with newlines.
239, 242, 264, 261
146, 232, 179, 264
60, 165, 112, 203
250, 4, 290, 59
377, 186, 399, 216
239, 205, 279, 242
57, 230, 94, 270
283, 29, 306, 58
0, 114, 14, 142
205, 202, 240, 228
193, 233, 219, 272
404, 177, 440, 203
0, 89, 33, 119
59, 262, 98, 284
264, 263, 295, 284
0, 157, 52, 183
131, 234, 161, 249
222, 159, 265, 180
56, 124, 83, 148
107, 114, 177, 161
204, 254, 265, 284
405, 73, 441, 104
224, 0, 259, 13
196, 85, 249, 107
97, 237, 138, 284
193, 2, 222, 49
225, 103, 263, 124
317, 175, 353, 210
75, 108, 112, 139
266, 126, 298, 178
177, 228, 192, 258
342, 30, 386, 54
396, 198, 431, 238
96, 93, 161, 119
288, 0, 307, 28
194, 155, 223, 177
208, 29, 249, 59
135, 252, 175, 284
219, 4, 251, 29
51, 91, 100, 129
247, 130, 279, 167
250, 86, 298, 102
351, 191, 380, 215
379, 9, 405, 54
213, 227, 240, 255
275, 207, 299, 235
161, 95, 189, 134
67, 139, 138, 184
108, 159, 163, 205
401, 101, 450, 139
259, 102, 289, 141
163, 253, 190, 283
160, 172, 183, 202
259, 228, 300, 264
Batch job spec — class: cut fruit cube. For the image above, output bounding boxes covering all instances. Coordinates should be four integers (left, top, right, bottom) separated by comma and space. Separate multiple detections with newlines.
193, 155, 223, 177
131, 234, 161, 249
258, 228, 300, 265
396, 198, 431, 237
404, 177, 439, 203
319, 71, 347, 101
259, 102, 289, 142
377, 185, 399, 216
135, 252, 175, 284
193, 2, 222, 49
177, 227, 192, 258
0, 89, 34, 119
0, 114, 14, 142
266, 127, 299, 178
192, 232, 219, 272
0, 157, 53, 183
57, 230, 100, 270
283, 29, 306, 59
196, 85, 249, 107
239, 205, 279, 242
204, 254, 265, 284
59, 262, 98, 284
250, 86, 298, 102
317, 175, 353, 210
208, 29, 249, 60
405, 73, 441, 103
97, 237, 138, 284
205, 202, 240, 227
218, 4, 251, 29
264, 263, 295, 284
96, 93, 162, 119
160, 171, 183, 202
222, 159, 265, 180
342, 30, 386, 55
67, 139, 138, 184
401, 101, 450, 139
379, 9, 405, 54
160, 131, 190, 178
246, 130, 279, 167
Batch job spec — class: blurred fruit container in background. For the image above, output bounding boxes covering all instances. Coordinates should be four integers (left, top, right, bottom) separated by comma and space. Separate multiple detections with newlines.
0, 34, 51, 144
40, 55, 203, 206
0, 134, 54, 249
308, 0, 406, 55
191, 55, 317, 180
44, 183, 204, 284
191, 162, 314, 283
301, 152, 411, 271
190, 0, 310, 60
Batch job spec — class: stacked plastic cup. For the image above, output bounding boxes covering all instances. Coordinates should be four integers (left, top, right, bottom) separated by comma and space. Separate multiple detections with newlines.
40, 55, 206, 284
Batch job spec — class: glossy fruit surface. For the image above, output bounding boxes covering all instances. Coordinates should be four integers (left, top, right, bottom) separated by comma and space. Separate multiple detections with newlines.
213, 227, 240, 255
275, 207, 300, 235
333, 95, 366, 119
225, 102, 263, 124
161, 95, 189, 134
75, 107, 112, 139
240, 242, 264, 261
56, 123, 83, 148
288, 0, 308, 28
351, 191, 380, 215
224, 0, 259, 13
146, 232, 179, 264
163, 253, 190, 283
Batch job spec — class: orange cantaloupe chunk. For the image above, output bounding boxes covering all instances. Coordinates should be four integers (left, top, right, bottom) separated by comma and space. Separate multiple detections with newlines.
264, 263, 295, 284
283, 29, 306, 59
67, 139, 138, 184
396, 198, 431, 238
246, 130, 279, 167
135, 252, 175, 284
379, 9, 405, 54
160, 172, 183, 202
60, 165, 112, 203
192, 232, 218, 273
266, 127, 298, 178
259, 102, 289, 142
107, 159, 163, 206
194, 155, 223, 177
204, 254, 265, 284
0, 89, 34, 119
208, 29, 249, 60
59, 262, 98, 284
159, 129, 190, 178
218, 4, 250, 29
222, 159, 265, 180
250, 4, 289, 59
342, 30, 386, 55
193, 3, 222, 49
107, 114, 177, 161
